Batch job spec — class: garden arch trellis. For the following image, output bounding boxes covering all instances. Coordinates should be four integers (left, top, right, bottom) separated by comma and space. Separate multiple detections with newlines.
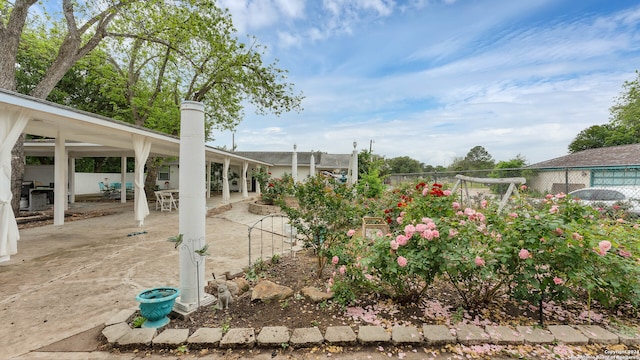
450, 174, 526, 213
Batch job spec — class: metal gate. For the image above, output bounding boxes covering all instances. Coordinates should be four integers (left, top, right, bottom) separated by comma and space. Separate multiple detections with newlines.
247, 213, 297, 268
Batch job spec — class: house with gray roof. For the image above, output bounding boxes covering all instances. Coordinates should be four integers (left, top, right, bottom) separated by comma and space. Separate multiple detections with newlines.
527, 144, 640, 194
235, 151, 352, 182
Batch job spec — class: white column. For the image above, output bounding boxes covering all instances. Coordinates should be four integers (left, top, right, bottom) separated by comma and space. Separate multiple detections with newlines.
292, 144, 298, 182
120, 156, 127, 203
175, 101, 213, 314
54, 134, 67, 225
68, 157, 75, 204
0, 110, 30, 263
206, 160, 211, 199
242, 161, 248, 198
133, 135, 151, 226
351, 141, 358, 185
310, 153, 315, 178
222, 157, 230, 204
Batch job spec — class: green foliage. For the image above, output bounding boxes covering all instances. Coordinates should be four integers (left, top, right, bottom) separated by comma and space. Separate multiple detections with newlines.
488, 155, 533, 194
327, 179, 640, 316
355, 164, 385, 199
263, 174, 294, 205
386, 156, 425, 174
278, 176, 359, 278
251, 167, 271, 195
131, 316, 146, 328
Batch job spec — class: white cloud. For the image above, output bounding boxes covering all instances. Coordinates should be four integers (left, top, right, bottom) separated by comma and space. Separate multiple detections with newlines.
213, 1, 640, 167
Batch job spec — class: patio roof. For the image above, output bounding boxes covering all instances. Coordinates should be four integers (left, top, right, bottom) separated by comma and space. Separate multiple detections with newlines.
0, 88, 271, 263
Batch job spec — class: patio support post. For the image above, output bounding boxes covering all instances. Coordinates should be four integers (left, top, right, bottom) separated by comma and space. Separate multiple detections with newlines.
292, 144, 298, 182
120, 156, 126, 203
222, 156, 230, 204
350, 141, 358, 185
132, 135, 151, 226
68, 157, 75, 204
54, 133, 68, 225
175, 101, 214, 314
206, 160, 211, 199
0, 109, 30, 263
242, 160, 248, 198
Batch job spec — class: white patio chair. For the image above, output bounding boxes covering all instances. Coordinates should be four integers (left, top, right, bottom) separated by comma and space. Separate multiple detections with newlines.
156, 191, 176, 212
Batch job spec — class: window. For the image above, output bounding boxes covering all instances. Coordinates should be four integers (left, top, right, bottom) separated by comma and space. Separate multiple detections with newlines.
158, 167, 170, 181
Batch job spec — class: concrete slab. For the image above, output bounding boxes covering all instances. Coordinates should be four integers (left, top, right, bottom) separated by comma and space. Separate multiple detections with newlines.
102, 323, 130, 344
515, 326, 555, 344
575, 325, 618, 344
547, 325, 588, 345
152, 328, 189, 346
220, 328, 256, 348
324, 326, 357, 345
357, 326, 391, 344
187, 327, 222, 346
116, 328, 156, 346
612, 327, 640, 346
423, 325, 456, 345
391, 326, 422, 345
256, 326, 290, 346
485, 325, 524, 344
454, 324, 490, 345
289, 327, 324, 348
105, 308, 136, 327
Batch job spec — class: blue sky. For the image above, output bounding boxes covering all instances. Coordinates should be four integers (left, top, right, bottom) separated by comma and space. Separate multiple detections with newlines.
211, 0, 640, 166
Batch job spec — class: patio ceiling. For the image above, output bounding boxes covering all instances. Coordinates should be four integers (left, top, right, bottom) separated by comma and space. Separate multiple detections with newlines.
1, 89, 271, 168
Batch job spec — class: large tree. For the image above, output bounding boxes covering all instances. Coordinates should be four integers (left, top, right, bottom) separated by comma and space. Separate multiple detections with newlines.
386, 156, 424, 174
2, 0, 302, 211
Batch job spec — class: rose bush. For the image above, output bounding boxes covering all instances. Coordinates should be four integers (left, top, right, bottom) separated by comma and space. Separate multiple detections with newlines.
327, 180, 640, 320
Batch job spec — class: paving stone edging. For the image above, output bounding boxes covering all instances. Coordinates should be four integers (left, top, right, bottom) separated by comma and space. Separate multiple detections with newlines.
103, 308, 640, 350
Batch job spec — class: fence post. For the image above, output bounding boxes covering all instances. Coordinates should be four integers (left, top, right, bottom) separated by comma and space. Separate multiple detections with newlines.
565, 167, 569, 194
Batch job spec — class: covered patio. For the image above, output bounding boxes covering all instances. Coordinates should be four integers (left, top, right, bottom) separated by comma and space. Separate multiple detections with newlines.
1, 88, 271, 262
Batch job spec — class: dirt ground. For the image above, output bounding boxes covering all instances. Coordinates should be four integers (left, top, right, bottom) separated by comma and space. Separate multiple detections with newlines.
0, 194, 271, 359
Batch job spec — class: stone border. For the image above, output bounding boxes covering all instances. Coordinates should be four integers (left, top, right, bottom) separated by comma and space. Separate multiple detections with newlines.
103, 308, 640, 350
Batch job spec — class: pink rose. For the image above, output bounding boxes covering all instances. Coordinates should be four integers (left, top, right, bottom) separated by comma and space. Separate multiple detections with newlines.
397, 256, 408, 267
404, 224, 416, 237
415, 223, 427, 232
598, 240, 612, 254
549, 205, 559, 214
347, 229, 356, 237
449, 228, 458, 238
339, 265, 346, 275
396, 234, 408, 246
390, 240, 399, 250
508, 212, 518, 218
553, 277, 563, 285
452, 202, 461, 210
474, 256, 485, 267
332, 256, 339, 265
443, 190, 452, 196
519, 249, 531, 259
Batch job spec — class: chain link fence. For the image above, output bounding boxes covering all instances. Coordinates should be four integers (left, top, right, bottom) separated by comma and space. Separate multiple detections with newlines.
384, 166, 640, 212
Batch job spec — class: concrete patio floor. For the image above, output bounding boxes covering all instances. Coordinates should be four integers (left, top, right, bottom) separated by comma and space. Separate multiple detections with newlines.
0, 192, 279, 359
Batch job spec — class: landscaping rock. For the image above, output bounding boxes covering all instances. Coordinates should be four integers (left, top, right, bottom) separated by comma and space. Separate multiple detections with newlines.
485, 325, 524, 344
391, 326, 422, 344
187, 328, 222, 346
423, 325, 456, 345
102, 323, 130, 344
220, 328, 255, 348
455, 324, 490, 345
256, 326, 291, 347
613, 327, 640, 346
516, 326, 555, 344
324, 326, 357, 345
232, 277, 251, 294
357, 326, 391, 344
251, 280, 294, 302
105, 308, 136, 326
575, 325, 618, 344
300, 286, 333, 302
116, 328, 156, 346
153, 329, 189, 346
548, 325, 588, 345
290, 327, 324, 348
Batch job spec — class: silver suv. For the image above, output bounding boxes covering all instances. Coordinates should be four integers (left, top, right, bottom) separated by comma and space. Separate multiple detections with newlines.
568, 187, 640, 216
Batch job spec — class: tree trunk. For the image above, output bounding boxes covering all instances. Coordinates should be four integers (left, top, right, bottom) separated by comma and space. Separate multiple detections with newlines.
144, 157, 160, 201
10, 135, 26, 214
